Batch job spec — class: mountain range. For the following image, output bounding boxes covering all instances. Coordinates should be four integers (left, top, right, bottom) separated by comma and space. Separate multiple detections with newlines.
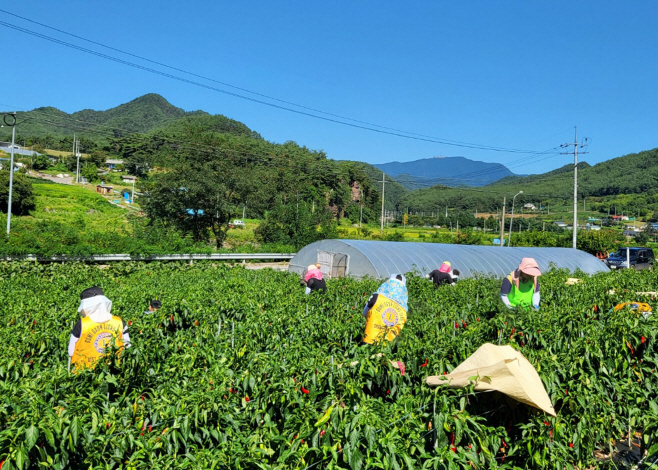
373, 157, 515, 189
6, 93, 658, 216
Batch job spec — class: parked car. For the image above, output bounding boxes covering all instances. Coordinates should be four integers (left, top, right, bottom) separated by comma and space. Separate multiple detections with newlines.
232, 220, 245, 226
606, 247, 654, 270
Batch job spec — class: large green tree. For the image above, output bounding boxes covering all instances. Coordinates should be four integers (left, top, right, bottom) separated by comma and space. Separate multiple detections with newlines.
0, 171, 35, 216
254, 199, 337, 249
142, 135, 256, 248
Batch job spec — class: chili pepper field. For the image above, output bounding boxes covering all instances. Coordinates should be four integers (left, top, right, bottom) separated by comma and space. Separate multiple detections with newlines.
1, 262, 657, 469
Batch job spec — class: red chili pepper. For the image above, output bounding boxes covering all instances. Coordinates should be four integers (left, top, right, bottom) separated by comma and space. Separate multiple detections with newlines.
301, 439, 305, 444
245, 396, 250, 402
140, 432, 144, 436
450, 445, 456, 452
128, 320, 132, 326
301, 386, 310, 394
229, 387, 233, 392
148, 425, 152, 432
106, 423, 110, 429
442, 371, 447, 375
477, 318, 480, 321
420, 358, 428, 367
141, 423, 145, 431
549, 428, 553, 440
569, 442, 573, 448
565, 390, 568, 395
386, 390, 390, 394
455, 323, 459, 329
320, 429, 326, 436
462, 322, 467, 328
642, 336, 646, 344
141, 394, 145, 401
170, 315, 174, 322
511, 327, 515, 334
543, 421, 550, 426
502, 438, 508, 448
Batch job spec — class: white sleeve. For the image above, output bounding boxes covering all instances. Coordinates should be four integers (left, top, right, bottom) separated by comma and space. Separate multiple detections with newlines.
532, 292, 540, 309
305, 287, 311, 295
68, 335, 78, 357
123, 330, 131, 349
500, 295, 513, 309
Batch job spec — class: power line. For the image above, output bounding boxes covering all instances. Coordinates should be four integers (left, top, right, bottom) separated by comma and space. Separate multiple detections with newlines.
0, 13, 559, 156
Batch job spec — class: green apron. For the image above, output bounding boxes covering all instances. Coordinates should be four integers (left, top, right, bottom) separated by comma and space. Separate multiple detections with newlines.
506, 273, 535, 307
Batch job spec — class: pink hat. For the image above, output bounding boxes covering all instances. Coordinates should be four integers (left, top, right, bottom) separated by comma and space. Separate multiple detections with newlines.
518, 258, 541, 278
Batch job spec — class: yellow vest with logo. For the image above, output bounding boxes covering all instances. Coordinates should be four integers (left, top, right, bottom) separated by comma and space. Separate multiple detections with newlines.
363, 295, 407, 344
71, 315, 124, 370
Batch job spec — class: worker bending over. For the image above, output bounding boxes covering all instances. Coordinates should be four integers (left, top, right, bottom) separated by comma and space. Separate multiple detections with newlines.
362, 274, 408, 344
427, 261, 460, 287
303, 264, 326, 294
501, 258, 541, 310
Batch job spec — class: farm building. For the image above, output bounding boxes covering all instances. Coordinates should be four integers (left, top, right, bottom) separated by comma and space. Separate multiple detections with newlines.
96, 184, 113, 195
289, 240, 609, 280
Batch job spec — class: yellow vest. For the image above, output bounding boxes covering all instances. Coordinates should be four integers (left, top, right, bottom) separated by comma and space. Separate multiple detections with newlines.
363, 295, 407, 344
71, 316, 124, 370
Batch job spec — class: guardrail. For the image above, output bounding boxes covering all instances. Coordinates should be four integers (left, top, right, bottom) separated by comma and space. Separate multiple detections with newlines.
0, 253, 296, 262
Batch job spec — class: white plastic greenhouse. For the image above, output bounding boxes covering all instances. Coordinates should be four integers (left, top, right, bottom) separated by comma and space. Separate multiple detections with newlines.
289, 240, 610, 280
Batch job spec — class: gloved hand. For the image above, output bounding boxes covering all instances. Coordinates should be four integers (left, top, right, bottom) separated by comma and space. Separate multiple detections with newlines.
533, 304, 540, 311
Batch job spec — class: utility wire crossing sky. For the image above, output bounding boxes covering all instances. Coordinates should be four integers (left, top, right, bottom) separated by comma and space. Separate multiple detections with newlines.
3, 2, 657, 174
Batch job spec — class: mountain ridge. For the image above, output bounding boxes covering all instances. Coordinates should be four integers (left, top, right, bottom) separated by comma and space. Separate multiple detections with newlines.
373, 156, 515, 188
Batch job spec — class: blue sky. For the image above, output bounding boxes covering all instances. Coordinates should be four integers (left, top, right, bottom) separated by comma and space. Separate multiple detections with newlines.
2, 1, 657, 175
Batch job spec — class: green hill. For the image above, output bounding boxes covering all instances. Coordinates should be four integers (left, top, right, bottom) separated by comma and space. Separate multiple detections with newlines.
4, 94, 207, 145
399, 148, 658, 217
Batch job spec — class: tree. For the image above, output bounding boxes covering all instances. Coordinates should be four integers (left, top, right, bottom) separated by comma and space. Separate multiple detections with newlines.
0, 171, 35, 215
81, 165, 100, 183
254, 200, 337, 249
88, 150, 108, 168
143, 145, 255, 248
31, 154, 50, 171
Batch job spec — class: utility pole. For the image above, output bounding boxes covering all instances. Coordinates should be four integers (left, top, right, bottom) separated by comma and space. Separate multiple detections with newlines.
73, 133, 78, 183
4, 113, 17, 235
379, 172, 386, 235
499, 197, 506, 247
131, 177, 136, 203
75, 139, 81, 184
561, 127, 589, 249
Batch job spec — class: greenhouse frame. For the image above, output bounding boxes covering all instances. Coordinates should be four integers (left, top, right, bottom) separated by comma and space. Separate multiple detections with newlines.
289, 240, 610, 280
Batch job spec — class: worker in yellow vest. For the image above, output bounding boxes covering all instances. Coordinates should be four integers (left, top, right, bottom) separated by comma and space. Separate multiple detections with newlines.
500, 258, 541, 310
68, 287, 130, 371
362, 274, 408, 344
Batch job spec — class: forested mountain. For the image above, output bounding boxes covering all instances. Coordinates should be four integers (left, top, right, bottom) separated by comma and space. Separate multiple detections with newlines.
398, 148, 658, 216
7, 93, 658, 222
2, 94, 207, 146
373, 156, 515, 188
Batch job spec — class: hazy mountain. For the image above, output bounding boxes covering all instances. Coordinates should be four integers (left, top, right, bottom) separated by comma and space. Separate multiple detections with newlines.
373, 156, 515, 189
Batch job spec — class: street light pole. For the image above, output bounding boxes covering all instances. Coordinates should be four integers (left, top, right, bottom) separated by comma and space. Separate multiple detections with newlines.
508, 190, 523, 247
